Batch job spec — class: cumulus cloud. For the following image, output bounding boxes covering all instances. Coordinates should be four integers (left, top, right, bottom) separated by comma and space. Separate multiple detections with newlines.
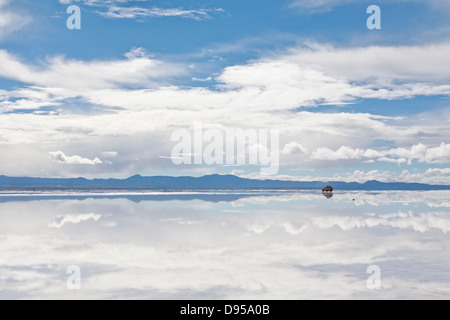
312, 146, 368, 161
386, 143, 450, 164
311, 143, 450, 164
234, 168, 450, 185
426, 168, 450, 176
48, 213, 102, 228
49, 151, 103, 165
377, 157, 409, 165
281, 142, 307, 155
285, 43, 450, 84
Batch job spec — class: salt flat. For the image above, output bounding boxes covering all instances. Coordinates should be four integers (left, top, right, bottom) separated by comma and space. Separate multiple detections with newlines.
0, 190, 449, 299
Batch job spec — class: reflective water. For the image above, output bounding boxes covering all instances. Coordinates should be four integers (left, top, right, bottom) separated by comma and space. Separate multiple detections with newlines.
0, 190, 449, 299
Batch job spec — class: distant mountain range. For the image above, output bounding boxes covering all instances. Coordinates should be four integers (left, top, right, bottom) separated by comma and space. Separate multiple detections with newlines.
0, 174, 449, 190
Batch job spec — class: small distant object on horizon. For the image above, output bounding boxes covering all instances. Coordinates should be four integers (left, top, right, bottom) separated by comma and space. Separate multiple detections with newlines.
322, 186, 334, 192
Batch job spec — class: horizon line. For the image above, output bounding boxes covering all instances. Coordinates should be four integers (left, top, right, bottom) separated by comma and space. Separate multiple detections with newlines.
0, 173, 450, 187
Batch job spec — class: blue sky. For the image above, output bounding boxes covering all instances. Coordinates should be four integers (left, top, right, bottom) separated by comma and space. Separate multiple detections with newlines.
1, 0, 450, 183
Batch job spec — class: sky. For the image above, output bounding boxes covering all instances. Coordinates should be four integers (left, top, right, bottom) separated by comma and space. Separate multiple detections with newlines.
0, 0, 450, 183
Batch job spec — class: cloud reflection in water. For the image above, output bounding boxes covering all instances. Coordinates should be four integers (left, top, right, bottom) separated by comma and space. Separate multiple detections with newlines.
0, 190, 449, 299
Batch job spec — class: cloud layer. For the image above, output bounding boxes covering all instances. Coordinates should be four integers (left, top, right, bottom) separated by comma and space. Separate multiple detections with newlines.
0, 40, 449, 180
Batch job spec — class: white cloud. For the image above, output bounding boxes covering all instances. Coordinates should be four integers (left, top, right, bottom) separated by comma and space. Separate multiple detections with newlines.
48, 213, 102, 228
192, 77, 212, 82
311, 146, 368, 161
310, 143, 450, 164
386, 143, 450, 164
311, 211, 450, 234
234, 169, 450, 185
426, 168, 450, 176
59, 0, 223, 21
123, 47, 148, 59
0, 0, 31, 38
0, 49, 184, 91
339, 170, 395, 183
98, 6, 217, 20
285, 43, 450, 84
281, 142, 307, 155
281, 222, 308, 235
377, 157, 409, 165
49, 151, 103, 165
0, 87, 63, 112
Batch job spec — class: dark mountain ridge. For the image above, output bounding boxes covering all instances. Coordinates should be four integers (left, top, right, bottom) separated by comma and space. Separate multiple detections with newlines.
0, 174, 449, 190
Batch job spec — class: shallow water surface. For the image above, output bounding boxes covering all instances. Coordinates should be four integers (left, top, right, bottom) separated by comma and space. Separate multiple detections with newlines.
0, 190, 449, 299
